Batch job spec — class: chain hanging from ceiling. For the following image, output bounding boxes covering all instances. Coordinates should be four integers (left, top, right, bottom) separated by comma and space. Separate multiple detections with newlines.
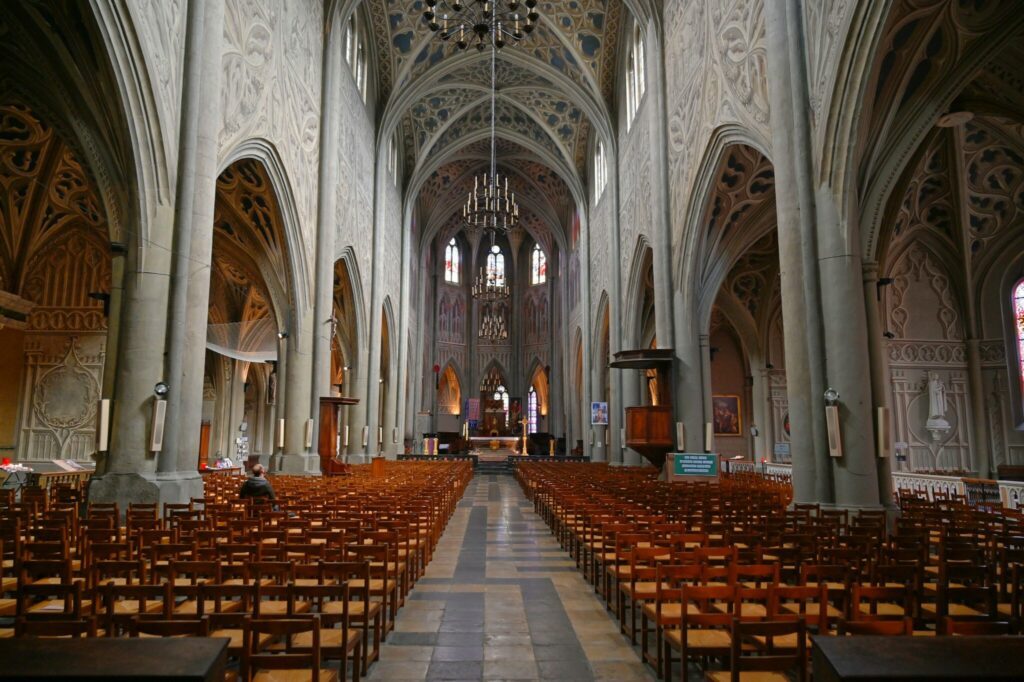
456, 14, 520, 248
423, 0, 538, 51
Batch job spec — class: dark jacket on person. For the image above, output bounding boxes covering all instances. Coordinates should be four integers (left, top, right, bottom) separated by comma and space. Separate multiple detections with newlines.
239, 475, 275, 500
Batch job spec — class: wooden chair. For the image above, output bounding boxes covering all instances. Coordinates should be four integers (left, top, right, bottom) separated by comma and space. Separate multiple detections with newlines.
345, 544, 398, 637
837, 617, 913, 635
290, 583, 363, 682
244, 617, 337, 682
704, 618, 807, 682
320, 560, 382, 671
663, 585, 737, 682
100, 582, 173, 636
14, 617, 97, 638
129, 616, 210, 637
940, 617, 1014, 636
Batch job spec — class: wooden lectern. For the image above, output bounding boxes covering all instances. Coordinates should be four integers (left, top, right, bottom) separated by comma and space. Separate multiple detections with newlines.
610, 349, 675, 471
318, 396, 359, 475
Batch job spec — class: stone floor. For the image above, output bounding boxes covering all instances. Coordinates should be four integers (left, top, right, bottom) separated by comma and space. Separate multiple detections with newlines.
367, 474, 655, 681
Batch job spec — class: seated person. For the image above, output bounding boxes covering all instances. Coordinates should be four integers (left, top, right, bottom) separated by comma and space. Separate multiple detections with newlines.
239, 464, 275, 500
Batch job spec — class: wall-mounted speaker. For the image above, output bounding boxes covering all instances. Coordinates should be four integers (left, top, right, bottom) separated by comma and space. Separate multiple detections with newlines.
825, 405, 843, 458
96, 399, 111, 452
304, 419, 314, 449
150, 399, 167, 452
876, 406, 892, 458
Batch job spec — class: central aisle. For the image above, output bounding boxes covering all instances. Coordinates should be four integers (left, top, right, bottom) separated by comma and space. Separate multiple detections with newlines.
367, 475, 655, 681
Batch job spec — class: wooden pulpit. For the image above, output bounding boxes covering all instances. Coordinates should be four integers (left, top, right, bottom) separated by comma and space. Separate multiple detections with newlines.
318, 396, 359, 475
611, 349, 675, 470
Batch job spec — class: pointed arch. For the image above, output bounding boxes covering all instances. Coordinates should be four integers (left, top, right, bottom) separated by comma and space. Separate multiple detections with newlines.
218, 138, 312, 314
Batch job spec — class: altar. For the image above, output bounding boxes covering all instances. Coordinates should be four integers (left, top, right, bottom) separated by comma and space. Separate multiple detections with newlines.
467, 436, 521, 462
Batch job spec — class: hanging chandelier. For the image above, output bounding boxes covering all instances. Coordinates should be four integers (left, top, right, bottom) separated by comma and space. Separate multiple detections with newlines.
424, 0, 539, 51
472, 252, 510, 301
458, 28, 519, 242
479, 307, 508, 341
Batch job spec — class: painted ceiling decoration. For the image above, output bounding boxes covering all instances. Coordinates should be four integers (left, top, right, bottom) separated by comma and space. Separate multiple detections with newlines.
363, 0, 629, 252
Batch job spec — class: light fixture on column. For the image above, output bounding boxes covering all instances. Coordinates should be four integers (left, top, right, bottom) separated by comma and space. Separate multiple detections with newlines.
423, 0, 538, 52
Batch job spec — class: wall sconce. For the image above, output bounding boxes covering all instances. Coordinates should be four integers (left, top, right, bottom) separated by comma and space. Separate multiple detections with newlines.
823, 388, 840, 406
277, 330, 289, 339
154, 381, 170, 398
883, 331, 895, 339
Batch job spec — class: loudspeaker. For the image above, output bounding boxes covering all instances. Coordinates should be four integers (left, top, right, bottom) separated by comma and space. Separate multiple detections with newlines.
876, 406, 892, 458
277, 419, 285, 449
675, 422, 685, 451
150, 399, 167, 452
825, 405, 843, 458
304, 419, 314, 449
704, 422, 714, 453
96, 399, 111, 452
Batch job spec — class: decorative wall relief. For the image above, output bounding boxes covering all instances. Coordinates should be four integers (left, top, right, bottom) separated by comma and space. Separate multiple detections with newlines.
888, 243, 963, 341
19, 336, 104, 460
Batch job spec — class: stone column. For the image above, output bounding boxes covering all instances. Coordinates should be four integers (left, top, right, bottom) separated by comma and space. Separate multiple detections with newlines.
100, 245, 127, 398
966, 339, 991, 477
672, 291, 707, 453
764, 0, 831, 504
99, 223, 172, 479
94, 0, 223, 507
647, 18, 676, 351
621, 373, 642, 466
279, 309, 317, 473
309, 14, 344, 451
364, 154, 387, 459
863, 262, 895, 506
816, 195, 880, 508
393, 206, 413, 458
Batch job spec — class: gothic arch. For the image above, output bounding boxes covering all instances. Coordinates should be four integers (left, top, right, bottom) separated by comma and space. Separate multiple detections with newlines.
674, 125, 773, 304
219, 138, 312, 314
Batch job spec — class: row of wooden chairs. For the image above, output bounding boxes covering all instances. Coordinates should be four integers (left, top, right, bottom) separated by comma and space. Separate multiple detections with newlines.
516, 462, 1024, 681
1, 460, 473, 680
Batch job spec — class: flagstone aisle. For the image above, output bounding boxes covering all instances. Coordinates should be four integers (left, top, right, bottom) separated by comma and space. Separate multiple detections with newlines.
367, 475, 655, 681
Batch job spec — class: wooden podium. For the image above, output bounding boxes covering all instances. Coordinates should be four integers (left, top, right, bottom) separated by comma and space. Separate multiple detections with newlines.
611, 349, 675, 471
318, 396, 359, 475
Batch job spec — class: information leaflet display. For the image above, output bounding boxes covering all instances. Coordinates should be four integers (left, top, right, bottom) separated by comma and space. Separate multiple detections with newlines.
669, 453, 720, 482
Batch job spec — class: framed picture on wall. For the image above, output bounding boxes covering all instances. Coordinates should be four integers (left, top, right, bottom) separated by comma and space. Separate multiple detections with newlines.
712, 395, 741, 436
591, 401, 609, 425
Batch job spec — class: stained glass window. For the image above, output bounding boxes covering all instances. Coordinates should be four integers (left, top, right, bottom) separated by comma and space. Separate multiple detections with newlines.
1016, 280, 1024, 397
444, 238, 460, 284
528, 387, 538, 434
486, 244, 505, 287
530, 244, 547, 285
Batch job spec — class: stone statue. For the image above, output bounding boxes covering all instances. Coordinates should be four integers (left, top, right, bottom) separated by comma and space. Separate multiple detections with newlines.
927, 371, 947, 419
925, 371, 951, 438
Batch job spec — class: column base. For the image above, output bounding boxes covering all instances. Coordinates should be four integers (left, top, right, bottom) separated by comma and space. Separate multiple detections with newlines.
88, 471, 204, 511
343, 454, 374, 465
273, 453, 321, 475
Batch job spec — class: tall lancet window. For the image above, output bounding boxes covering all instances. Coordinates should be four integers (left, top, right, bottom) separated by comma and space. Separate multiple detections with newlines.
528, 387, 538, 434
1015, 279, 1024, 398
445, 238, 460, 284
530, 244, 547, 285
486, 244, 506, 287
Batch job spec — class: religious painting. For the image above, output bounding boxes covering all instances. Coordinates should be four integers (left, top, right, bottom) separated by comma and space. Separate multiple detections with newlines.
712, 395, 741, 436
591, 401, 608, 425
509, 397, 522, 424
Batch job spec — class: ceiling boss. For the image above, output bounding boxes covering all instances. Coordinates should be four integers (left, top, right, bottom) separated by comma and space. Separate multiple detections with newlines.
423, 0, 539, 51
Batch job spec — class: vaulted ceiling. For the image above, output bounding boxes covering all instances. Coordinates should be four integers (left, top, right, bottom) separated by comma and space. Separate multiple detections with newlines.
364, 0, 629, 250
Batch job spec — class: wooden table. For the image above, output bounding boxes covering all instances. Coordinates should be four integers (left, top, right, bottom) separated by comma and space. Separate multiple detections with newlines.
0, 637, 228, 681
812, 635, 1024, 681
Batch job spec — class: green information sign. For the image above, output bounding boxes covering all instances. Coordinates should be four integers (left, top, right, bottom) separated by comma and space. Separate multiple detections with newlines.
672, 453, 718, 477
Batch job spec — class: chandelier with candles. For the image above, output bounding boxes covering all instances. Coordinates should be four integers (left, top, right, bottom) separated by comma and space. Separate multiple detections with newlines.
472, 244, 510, 301
479, 307, 508, 341
423, 0, 539, 52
